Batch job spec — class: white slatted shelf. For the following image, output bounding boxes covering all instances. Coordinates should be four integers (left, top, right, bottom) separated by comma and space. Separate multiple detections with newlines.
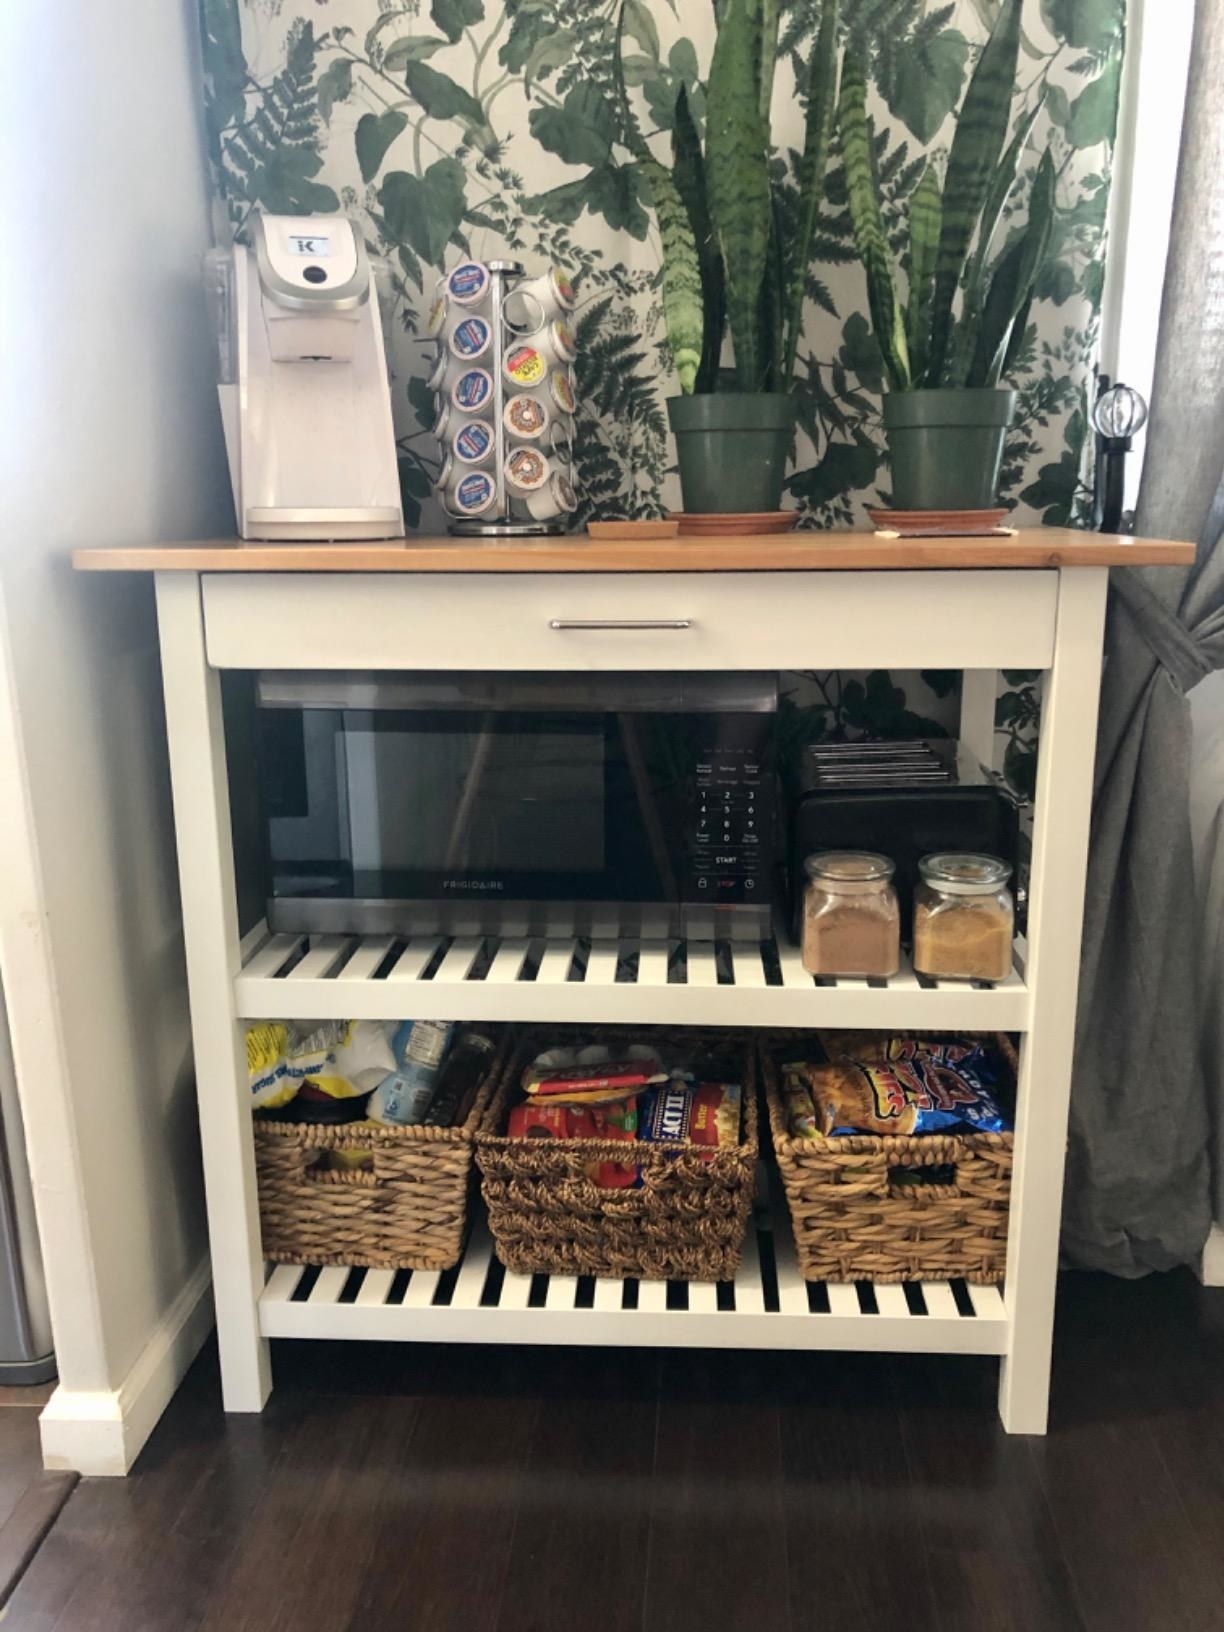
259, 1193, 1009, 1355
235, 919, 1030, 1028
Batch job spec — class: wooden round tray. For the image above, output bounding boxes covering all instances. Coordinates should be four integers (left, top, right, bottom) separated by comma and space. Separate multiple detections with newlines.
671, 510, 799, 537
867, 506, 1011, 538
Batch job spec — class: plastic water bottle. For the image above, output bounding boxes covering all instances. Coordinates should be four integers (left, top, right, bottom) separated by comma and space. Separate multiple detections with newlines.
366, 1021, 455, 1126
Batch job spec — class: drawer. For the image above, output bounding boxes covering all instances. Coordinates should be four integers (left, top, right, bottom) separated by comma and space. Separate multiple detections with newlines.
201, 571, 1058, 671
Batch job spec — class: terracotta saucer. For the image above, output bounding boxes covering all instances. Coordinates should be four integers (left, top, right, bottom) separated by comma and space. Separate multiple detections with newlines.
670, 510, 799, 537
867, 506, 1011, 538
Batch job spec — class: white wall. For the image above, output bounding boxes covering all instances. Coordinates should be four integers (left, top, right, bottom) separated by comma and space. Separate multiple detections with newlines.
0, 0, 231, 1466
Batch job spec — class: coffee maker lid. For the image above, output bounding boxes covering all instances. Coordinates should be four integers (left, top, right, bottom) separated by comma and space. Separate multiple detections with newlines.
248, 211, 369, 313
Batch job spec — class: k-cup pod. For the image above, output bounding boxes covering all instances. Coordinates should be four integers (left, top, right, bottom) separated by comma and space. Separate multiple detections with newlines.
445, 260, 491, 308
433, 401, 452, 442
505, 445, 550, 495
515, 266, 576, 318
548, 368, 576, 417
426, 348, 449, 391
503, 286, 547, 336
504, 340, 549, 391
453, 417, 496, 466
451, 366, 494, 415
525, 470, 577, 521
425, 286, 448, 338
504, 392, 549, 441
549, 317, 577, 364
434, 451, 454, 493
447, 467, 497, 518
448, 313, 493, 362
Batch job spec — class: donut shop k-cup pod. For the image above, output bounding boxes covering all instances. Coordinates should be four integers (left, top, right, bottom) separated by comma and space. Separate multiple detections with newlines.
548, 368, 577, 417
434, 452, 455, 494
453, 418, 496, 466
525, 470, 578, 521
447, 313, 493, 363
505, 445, 550, 495
547, 419, 573, 463
446, 467, 498, 518
451, 366, 495, 415
445, 260, 492, 308
504, 392, 550, 441
433, 400, 452, 442
504, 340, 550, 392
549, 317, 577, 364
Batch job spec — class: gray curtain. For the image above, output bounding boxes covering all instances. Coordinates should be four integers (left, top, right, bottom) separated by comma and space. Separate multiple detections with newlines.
1063, 0, 1224, 1274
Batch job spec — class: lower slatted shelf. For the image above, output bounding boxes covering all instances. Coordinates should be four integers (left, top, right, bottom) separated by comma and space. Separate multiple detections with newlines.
258, 1191, 1009, 1357
235, 920, 1030, 1030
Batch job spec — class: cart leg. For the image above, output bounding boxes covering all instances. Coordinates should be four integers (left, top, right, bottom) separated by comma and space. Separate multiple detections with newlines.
155, 573, 271, 1412
958, 669, 998, 772
998, 568, 1108, 1433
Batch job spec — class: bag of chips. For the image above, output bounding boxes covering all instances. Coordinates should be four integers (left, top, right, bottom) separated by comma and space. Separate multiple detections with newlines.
506, 1098, 638, 1187
638, 1080, 741, 1154
798, 1036, 1010, 1137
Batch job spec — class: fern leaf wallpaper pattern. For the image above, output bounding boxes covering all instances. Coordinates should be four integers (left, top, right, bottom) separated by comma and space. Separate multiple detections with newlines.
200, 0, 1124, 534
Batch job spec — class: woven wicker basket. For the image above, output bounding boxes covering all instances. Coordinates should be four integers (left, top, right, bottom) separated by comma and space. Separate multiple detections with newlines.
762, 1035, 1016, 1284
476, 1031, 758, 1282
253, 1042, 507, 1271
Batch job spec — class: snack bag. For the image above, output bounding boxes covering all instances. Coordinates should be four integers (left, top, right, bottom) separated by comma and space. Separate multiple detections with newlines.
800, 1039, 1009, 1137
507, 1098, 638, 1187
780, 1072, 820, 1140
247, 1022, 295, 1109
521, 1057, 665, 1106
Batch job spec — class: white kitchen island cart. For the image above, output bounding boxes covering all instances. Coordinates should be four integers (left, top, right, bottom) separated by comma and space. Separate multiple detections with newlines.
75, 528, 1193, 1435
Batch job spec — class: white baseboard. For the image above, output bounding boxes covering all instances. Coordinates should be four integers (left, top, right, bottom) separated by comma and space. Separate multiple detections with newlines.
1201, 1224, 1224, 1287
39, 1258, 214, 1476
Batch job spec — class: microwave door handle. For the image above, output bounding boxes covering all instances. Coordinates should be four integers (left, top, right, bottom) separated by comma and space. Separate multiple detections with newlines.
548, 618, 693, 631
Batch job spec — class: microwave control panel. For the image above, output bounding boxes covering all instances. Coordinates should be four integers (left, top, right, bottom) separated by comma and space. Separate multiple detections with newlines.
691, 743, 768, 903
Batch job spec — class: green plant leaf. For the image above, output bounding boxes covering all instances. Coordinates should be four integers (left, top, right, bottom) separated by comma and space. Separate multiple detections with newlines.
407, 374, 437, 431
199, 0, 248, 145
404, 60, 487, 132
356, 109, 408, 183
382, 37, 451, 71
946, 98, 1040, 386
759, 0, 782, 124
783, 0, 839, 388
379, 159, 467, 266
529, 83, 618, 168
1045, 83, 1070, 126
927, 0, 1022, 384
526, 162, 651, 239
431, 0, 484, 45
838, 311, 883, 394
316, 57, 353, 125
670, 37, 700, 84
638, 148, 705, 392
904, 163, 941, 384
879, 27, 968, 144
1066, 58, 1121, 148
706, 0, 774, 390
968, 149, 1056, 385
672, 83, 725, 393
837, 53, 910, 391
499, 3, 553, 71
519, 28, 577, 86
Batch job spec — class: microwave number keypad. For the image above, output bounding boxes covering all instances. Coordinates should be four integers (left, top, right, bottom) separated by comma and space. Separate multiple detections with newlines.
693, 746, 763, 899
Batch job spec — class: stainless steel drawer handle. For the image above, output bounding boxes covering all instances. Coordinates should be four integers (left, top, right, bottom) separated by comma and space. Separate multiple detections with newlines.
548, 618, 694, 631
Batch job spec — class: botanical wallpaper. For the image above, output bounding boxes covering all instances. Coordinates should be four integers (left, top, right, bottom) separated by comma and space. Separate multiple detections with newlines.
198, 0, 1123, 780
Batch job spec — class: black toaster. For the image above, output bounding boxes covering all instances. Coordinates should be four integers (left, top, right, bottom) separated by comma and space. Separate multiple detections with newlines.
788, 740, 1022, 941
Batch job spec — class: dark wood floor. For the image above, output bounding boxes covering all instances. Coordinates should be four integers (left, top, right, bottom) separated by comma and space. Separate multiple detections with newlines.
6, 1269, 1224, 1632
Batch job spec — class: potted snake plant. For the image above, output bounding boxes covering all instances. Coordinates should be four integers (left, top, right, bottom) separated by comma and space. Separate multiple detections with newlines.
616, 0, 840, 516
839, 0, 1055, 512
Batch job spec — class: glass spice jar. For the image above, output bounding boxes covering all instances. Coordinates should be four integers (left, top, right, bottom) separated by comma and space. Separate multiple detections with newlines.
912, 853, 1014, 983
801, 852, 901, 978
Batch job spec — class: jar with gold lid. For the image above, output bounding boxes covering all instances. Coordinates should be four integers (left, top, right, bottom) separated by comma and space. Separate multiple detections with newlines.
801, 851, 901, 978
912, 853, 1014, 982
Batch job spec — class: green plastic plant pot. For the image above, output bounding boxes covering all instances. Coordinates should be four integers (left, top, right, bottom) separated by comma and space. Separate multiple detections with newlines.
883, 387, 1017, 511
667, 392, 797, 514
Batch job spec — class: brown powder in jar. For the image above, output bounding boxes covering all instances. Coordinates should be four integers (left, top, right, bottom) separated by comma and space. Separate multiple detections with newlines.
802, 899, 900, 978
912, 898, 1012, 981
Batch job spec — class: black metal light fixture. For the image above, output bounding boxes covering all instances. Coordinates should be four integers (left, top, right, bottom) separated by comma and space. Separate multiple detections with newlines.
1092, 380, 1149, 533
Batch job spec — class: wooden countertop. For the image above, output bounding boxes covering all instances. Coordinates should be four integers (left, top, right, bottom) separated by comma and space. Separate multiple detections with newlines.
72, 528, 1195, 573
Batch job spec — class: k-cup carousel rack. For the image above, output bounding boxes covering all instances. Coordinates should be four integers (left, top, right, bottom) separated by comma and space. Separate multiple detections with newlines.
426, 259, 579, 535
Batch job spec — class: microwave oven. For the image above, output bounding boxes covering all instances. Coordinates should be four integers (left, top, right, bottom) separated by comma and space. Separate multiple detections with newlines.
253, 671, 777, 941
